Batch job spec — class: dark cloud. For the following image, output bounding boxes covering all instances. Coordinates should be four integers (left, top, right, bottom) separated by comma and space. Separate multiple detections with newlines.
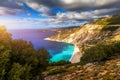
0, 0, 24, 15
1, 0, 120, 28
24, 0, 120, 21
0, 0, 24, 9
25, 0, 120, 11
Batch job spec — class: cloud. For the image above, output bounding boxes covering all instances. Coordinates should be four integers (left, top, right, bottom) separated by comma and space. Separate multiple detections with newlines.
60, 0, 120, 10
0, 7, 23, 15
56, 8, 120, 20
0, 0, 23, 9
1, 0, 120, 29
0, 17, 49, 29
21, 0, 120, 28
24, 0, 120, 11
25, 2, 50, 15
0, 0, 24, 15
24, 0, 120, 21
0, 16, 87, 29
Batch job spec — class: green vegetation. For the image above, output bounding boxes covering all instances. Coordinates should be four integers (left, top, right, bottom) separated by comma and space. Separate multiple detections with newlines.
0, 13, 120, 80
49, 60, 70, 66
48, 69, 67, 75
107, 14, 120, 25
92, 17, 110, 25
92, 14, 120, 25
80, 41, 120, 65
0, 26, 50, 80
44, 56, 120, 80
43, 14, 120, 80
101, 26, 119, 31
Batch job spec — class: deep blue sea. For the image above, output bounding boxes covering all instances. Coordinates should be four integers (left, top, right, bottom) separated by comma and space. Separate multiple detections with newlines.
8, 29, 74, 62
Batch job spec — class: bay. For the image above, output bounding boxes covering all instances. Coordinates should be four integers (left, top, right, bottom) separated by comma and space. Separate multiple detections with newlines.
8, 29, 74, 62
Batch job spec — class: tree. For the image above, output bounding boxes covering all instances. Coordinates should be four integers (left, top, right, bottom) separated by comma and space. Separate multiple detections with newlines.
0, 27, 50, 80
8, 63, 32, 80
0, 45, 10, 80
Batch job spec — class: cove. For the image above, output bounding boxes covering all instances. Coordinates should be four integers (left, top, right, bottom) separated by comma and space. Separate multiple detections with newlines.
8, 29, 74, 62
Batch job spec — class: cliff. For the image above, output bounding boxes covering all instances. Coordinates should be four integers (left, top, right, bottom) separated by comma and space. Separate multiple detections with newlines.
45, 14, 120, 63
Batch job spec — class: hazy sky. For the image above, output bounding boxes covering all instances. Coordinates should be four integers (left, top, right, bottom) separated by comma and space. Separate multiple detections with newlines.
0, 0, 120, 29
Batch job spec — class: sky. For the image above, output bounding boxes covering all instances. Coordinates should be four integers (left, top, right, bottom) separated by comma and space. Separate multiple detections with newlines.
0, 0, 120, 29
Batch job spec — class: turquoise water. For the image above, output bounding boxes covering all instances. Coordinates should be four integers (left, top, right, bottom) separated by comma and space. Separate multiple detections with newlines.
8, 29, 74, 62
50, 44, 74, 62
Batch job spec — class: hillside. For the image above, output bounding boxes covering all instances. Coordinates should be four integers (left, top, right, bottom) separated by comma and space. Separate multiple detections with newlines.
44, 56, 120, 80
43, 14, 120, 80
45, 14, 120, 63
47, 14, 120, 44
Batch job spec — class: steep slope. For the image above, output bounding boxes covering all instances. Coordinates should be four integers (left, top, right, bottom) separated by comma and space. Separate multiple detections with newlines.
45, 14, 120, 63
47, 14, 120, 44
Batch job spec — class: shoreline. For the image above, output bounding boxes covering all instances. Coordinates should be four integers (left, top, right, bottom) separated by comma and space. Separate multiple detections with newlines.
69, 45, 81, 63
44, 38, 81, 63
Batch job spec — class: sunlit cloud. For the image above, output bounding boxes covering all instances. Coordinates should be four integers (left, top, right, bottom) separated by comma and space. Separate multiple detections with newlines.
0, 0, 120, 29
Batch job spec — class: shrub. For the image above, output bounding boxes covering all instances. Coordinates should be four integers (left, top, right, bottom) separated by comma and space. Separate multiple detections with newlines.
101, 26, 119, 31
48, 69, 67, 75
0, 27, 50, 80
49, 60, 70, 66
80, 42, 120, 65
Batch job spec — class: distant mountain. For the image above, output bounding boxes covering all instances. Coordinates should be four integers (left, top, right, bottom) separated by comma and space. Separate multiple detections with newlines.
46, 14, 120, 63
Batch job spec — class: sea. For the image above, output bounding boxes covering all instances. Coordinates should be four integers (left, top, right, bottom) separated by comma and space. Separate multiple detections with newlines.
8, 29, 74, 62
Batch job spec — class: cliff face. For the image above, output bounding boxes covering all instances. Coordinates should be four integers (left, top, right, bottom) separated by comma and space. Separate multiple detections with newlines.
47, 24, 120, 45
46, 14, 120, 63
